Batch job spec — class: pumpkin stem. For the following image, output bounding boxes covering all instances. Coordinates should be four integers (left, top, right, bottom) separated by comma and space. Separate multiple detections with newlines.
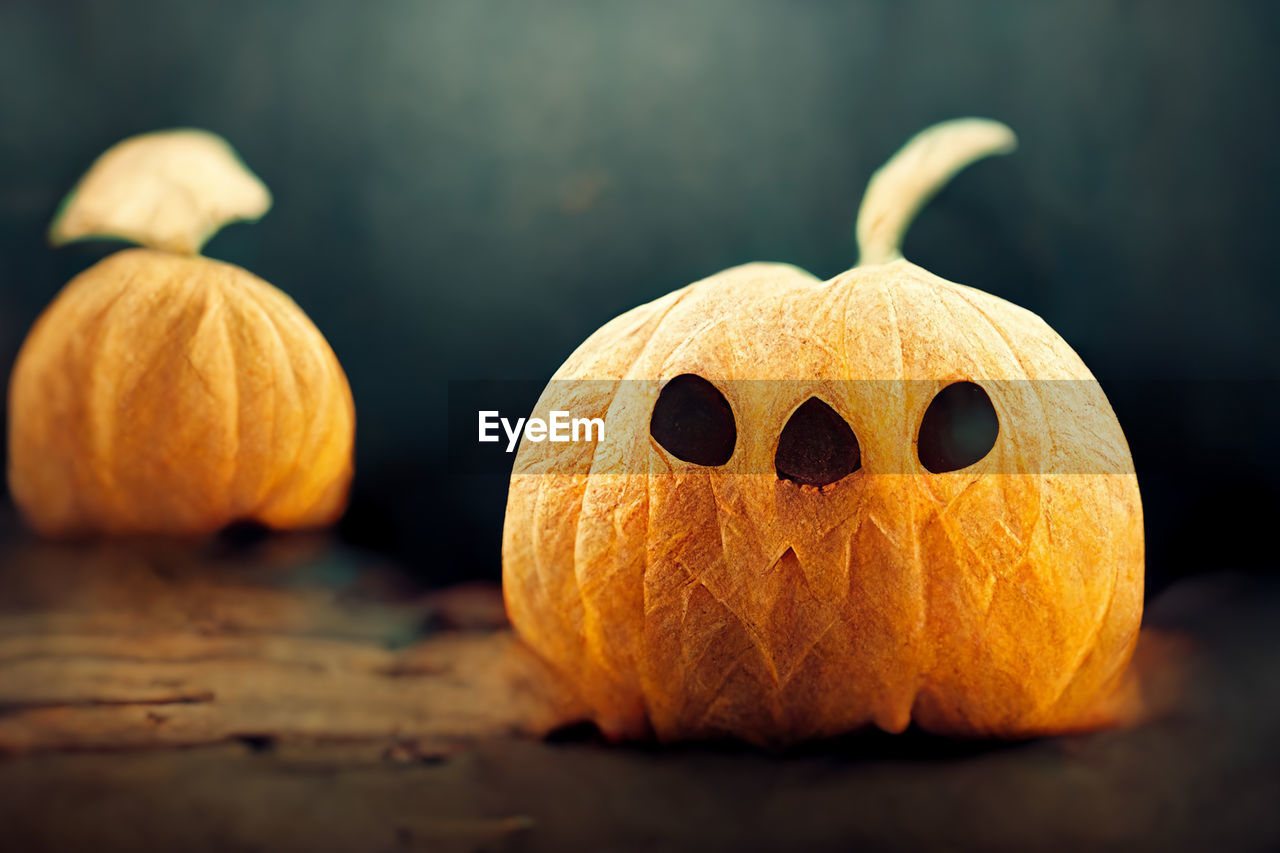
49, 129, 272, 256
855, 118, 1016, 266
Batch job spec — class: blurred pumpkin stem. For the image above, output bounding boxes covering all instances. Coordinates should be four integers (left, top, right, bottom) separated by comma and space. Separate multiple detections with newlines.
855, 118, 1016, 267
48, 129, 272, 256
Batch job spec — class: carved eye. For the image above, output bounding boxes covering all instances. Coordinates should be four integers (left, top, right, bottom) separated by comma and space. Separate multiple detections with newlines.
775, 398, 861, 487
917, 381, 1000, 473
650, 374, 736, 466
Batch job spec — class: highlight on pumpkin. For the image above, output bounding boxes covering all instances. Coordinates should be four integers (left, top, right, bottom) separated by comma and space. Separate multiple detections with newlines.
504, 118, 1143, 745
8, 131, 354, 538
855, 117, 1016, 266
48, 129, 272, 255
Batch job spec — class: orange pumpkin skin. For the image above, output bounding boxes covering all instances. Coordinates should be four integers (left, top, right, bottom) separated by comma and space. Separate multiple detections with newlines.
8, 248, 354, 536
502, 122, 1143, 744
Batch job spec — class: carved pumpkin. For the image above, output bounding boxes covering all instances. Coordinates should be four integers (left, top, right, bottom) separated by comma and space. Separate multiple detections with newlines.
8, 130, 355, 536
503, 119, 1143, 743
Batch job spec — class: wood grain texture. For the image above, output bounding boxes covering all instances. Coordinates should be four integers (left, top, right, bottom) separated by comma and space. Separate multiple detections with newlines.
0, 534, 584, 756
0, 544, 1268, 852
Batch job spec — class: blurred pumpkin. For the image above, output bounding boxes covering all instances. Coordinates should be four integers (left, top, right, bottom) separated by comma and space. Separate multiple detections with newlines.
503, 119, 1143, 743
8, 130, 355, 537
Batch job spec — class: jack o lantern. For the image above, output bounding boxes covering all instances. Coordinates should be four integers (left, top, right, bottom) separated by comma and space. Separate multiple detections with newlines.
503, 119, 1143, 743
8, 130, 355, 536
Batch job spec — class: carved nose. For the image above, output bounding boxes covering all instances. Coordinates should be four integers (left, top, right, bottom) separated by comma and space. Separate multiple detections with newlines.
775, 398, 861, 487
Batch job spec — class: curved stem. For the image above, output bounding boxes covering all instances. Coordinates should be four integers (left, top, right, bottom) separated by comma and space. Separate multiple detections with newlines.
856, 118, 1016, 266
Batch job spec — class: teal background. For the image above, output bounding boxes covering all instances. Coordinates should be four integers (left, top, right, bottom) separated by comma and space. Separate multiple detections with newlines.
1, 1, 1277, 587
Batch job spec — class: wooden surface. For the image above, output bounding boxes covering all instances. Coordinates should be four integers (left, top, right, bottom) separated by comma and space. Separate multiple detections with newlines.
0, 525, 1277, 852
0, 531, 583, 757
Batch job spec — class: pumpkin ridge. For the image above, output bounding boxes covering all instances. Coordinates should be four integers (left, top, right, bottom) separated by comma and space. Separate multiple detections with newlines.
276, 449, 349, 523
944, 287, 1088, 688
73, 270, 138, 527
89, 274, 168, 527
221, 280, 285, 515
931, 497, 1001, 620
930, 288, 1065, 680
670, 578, 750, 687
187, 280, 241, 519
704, 479, 796, 691
571, 285, 705, 728
91, 262, 197, 529
935, 473, 987, 520
154, 290, 227, 528
881, 278, 932, 714
657, 310, 752, 378
181, 294, 224, 402
277, 307, 345, 519
538, 461, 620, 712
792, 496, 869, 584
639, 449, 657, 728
695, 658, 748, 734
679, 585, 788, 737
676, 553, 782, 694
758, 544, 843, 693
859, 505, 901, 551
1033, 493, 1125, 723
991, 514, 1032, 567
850, 498, 924, 730
570, 481, 628, 690
237, 282, 317, 522
777, 612, 842, 689
213, 273, 243, 521
560, 344, 676, 711
311, 342, 356, 520
922, 286, 1049, 555
300, 348, 355, 523
877, 272, 909, 382
528, 479, 581, 664
937, 283, 1034, 380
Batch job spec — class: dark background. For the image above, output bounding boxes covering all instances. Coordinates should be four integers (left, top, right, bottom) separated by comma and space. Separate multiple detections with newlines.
1, 0, 1277, 593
